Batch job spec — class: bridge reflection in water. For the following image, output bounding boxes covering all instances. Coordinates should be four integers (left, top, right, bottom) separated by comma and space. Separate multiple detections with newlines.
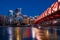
35, 26, 60, 40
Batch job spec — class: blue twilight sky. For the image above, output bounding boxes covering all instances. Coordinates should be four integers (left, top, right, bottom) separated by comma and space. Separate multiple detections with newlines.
0, 0, 56, 17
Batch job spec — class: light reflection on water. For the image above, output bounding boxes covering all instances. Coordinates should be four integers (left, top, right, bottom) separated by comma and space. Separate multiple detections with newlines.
0, 27, 31, 40
39, 27, 60, 40
0, 27, 60, 40
34, 27, 60, 40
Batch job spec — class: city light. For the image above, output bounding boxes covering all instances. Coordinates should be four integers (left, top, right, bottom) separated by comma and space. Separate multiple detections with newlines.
53, 20, 58, 24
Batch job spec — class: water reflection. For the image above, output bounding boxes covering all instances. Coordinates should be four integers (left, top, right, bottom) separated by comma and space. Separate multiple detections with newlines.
41, 26, 60, 40
34, 26, 60, 40
0, 26, 60, 40
8, 27, 13, 40
0, 27, 31, 40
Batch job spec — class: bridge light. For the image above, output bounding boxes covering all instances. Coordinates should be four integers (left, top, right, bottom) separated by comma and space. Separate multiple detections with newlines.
49, 12, 51, 14
52, 11, 54, 13
48, 8, 51, 15
59, 5, 60, 10
58, 0, 60, 2
44, 11, 47, 17
52, 2, 58, 12
53, 8, 57, 11
53, 20, 57, 24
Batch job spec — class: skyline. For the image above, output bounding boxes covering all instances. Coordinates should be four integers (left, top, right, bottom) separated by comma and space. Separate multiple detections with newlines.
0, 0, 55, 17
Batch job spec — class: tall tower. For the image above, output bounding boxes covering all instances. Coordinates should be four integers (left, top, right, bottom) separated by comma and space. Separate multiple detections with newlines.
8, 10, 14, 25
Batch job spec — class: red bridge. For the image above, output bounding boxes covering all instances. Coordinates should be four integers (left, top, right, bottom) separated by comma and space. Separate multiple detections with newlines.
34, 0, 60, 26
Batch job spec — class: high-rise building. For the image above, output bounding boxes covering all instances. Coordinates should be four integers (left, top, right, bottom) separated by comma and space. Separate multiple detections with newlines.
8, 10, 15, 26
15, 8, 23, 26
9, 10, 14, 17
15, 8, 21, 17
0, 15, 6, 26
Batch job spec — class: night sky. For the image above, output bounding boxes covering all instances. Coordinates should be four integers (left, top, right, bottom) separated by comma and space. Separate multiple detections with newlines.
0, 0, 56, 17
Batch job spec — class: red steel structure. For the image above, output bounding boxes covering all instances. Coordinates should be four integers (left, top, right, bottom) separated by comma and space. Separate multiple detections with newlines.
34, 0, 60, 24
